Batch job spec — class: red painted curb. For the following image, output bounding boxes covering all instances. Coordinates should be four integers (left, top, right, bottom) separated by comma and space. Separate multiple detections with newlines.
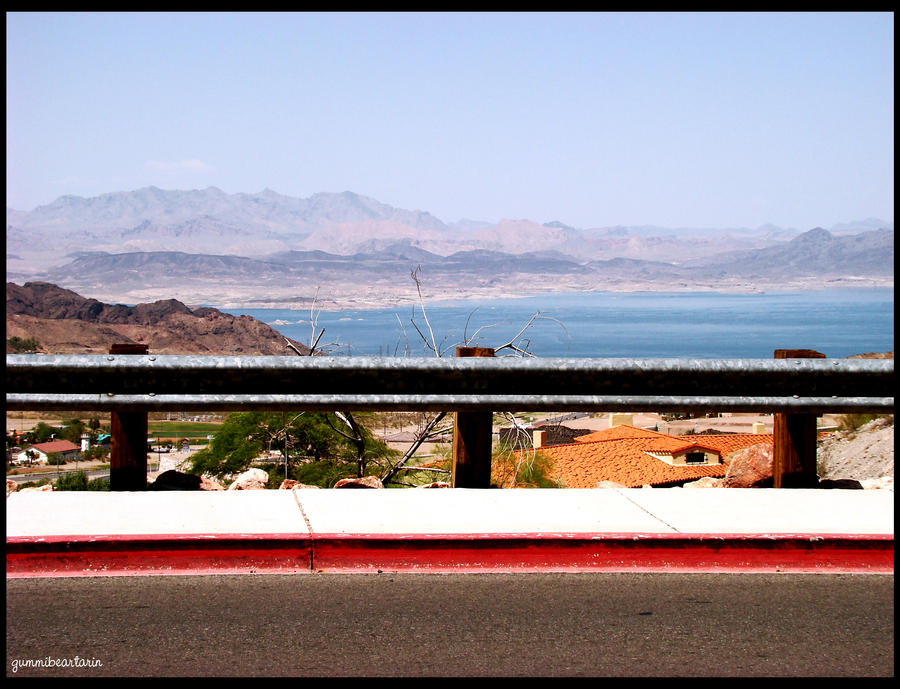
310, 533, 895, 574
6, 534, 312, 577
6, 533, 893, 577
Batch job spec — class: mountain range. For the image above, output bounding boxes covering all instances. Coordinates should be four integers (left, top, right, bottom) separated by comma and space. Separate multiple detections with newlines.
6, 187, 893, 308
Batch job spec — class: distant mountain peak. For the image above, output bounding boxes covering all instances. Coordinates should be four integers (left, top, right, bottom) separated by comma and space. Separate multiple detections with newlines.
792, 227, 834, 243
543, 220, 579, 232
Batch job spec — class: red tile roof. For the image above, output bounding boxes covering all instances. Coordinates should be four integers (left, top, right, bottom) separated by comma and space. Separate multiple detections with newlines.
533, 425, 774, 488
28, 440, 81, 454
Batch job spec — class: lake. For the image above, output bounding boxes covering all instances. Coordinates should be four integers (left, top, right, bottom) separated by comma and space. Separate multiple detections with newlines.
224, 288, 894, 359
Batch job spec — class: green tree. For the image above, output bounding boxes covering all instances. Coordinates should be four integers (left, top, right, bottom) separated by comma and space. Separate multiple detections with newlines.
187, 411, 395, 485
7, 336, 40, 353
188, 412, 268, 479
60, 419, 87, 444
327, 411, 398, 478
82, 445, 110, 461
29, 422, 61, 444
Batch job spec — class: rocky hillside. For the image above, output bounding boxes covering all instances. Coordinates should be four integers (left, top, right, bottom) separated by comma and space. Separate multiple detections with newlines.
817, 416, 894, 488
6, 281, 310, 355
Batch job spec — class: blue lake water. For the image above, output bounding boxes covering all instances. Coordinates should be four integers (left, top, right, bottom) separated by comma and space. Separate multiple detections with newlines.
224, 288, 894, 359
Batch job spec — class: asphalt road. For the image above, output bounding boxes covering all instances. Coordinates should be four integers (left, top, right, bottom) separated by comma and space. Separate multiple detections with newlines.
7, 468, 111, 484
6, 572, 893, 677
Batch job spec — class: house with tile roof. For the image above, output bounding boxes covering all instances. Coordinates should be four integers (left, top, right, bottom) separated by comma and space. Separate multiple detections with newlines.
13, 439, 82, 465
528, 424, 774, 488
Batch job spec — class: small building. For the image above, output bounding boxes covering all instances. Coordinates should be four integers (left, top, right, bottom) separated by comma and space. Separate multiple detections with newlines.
13, 439, 82, 465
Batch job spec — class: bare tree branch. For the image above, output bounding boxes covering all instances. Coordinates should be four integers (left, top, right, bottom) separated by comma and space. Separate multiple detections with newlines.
463, 308, 501, 346
494, 412, 541, 488
493, 312, 570, 357
380, 410, 448, 484
411, 266, 440, 356
394, 313, 409, 356
283, 337, 307, 356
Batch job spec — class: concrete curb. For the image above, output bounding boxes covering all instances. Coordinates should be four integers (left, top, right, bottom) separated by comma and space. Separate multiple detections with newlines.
7, 532, 893, 577
7, 489, 893, 577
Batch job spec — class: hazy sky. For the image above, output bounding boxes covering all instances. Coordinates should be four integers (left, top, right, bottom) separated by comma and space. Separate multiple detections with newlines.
6, 11, 894, 230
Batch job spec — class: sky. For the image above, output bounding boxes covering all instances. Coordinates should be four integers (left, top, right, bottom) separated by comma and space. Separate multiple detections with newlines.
6, 11, 894, 230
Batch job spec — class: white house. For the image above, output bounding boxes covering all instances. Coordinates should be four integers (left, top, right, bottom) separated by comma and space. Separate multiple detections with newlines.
13, 439, 82, 465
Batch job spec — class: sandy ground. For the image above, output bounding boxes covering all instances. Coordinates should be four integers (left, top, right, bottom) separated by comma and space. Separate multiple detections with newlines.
7, 416, 74, 433
148, 449, 197, 480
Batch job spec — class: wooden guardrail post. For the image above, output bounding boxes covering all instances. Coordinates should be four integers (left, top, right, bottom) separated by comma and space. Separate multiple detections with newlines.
451, 347, 495, 488
109, 344, 149, 491
773, 349, 825, 488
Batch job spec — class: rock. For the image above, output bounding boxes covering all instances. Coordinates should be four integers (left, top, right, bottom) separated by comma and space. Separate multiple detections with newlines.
333, 476, 383, 489
817, 478, 864, 489
200, 476, 226, 491
417, 481, 451, 488
19, 483, 54, 492
7, 480, 19, 497
724, 443, 774, 488
227, 468, 269, 490
278, 479, 320, 490
149, 470, 202, 491
682, 476, 725, 488
860, 476, 893, 490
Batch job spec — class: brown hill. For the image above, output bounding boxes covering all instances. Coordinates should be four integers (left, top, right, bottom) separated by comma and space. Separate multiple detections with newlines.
6, 282, 311, 355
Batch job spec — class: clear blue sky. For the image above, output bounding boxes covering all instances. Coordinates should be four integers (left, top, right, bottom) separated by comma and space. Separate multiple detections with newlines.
6, 11, 894, 230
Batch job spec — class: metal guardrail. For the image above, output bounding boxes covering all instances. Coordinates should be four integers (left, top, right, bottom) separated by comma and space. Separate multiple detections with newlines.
6, 354, 895, 414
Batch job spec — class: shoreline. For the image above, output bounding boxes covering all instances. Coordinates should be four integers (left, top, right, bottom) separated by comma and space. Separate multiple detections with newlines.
10, 276, 891, 313
208, 280, 894, 312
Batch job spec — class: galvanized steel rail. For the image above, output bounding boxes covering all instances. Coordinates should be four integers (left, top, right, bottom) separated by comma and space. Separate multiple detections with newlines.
5, 354, 894, 413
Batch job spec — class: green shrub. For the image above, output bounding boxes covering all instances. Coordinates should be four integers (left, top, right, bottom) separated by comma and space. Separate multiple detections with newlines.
87, 477, 110, 491
7, 336, 39, 353
492, 448, 560, 488
55, 470, 88, 491
18, 478, 52, 490
53, 471, 110, 491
